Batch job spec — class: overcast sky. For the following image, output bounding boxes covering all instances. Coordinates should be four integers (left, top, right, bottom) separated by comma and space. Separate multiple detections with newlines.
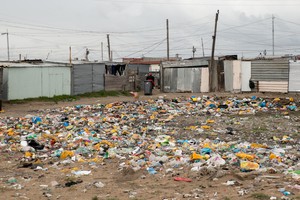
0, 0, 300, 62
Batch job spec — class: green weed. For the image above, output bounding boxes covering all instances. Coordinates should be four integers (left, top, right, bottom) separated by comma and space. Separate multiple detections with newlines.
7, 90, 130, 104
250, 193, 270, 200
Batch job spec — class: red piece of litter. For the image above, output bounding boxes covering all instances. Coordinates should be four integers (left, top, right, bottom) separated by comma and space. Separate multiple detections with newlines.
174, 177, 192, 182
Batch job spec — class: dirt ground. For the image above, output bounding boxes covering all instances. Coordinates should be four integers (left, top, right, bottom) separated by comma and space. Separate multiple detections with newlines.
0, 90, 299, 200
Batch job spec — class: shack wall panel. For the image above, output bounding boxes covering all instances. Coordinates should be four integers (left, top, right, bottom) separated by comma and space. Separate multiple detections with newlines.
186, 68, 193, 92
170, 68, 178, 92
241, 61, 251, 92
162, 68, 172, 92
104, 75, 128, 91
258, 81, 288, 93
251, 60, 289, 81
73, 65, 92, 94
233, 60, 241, 92
201, 67, 209, 92
192, 68, 201, 93
7, 67, 70, 100
72, 63, 105, 95
288, 61, 300, 92
2, 68, 8, 100
224, 61, 233, 92
161, 62, 208, 93
176, 68, 202, 92
42, 67, 71, 97
92, 64, 105, 92
7, 68, 42, 100
0, 68, 3, 99
162, 68, 174, 92
177, 68, 186, 92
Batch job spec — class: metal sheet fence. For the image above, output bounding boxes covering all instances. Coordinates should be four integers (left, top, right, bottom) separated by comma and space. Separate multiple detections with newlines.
72, 63, 105, 95
251, 60, 289, 81
162, 67, 202, 93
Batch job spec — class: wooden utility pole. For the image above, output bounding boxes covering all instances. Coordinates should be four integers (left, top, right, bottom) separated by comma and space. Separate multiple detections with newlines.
107, 34, 111, 61
201, 38, 205, 57
192, 46, 196, 58
1, 30, 10, 61
209, 10, 219, 92
101, 42, 103, 61
69, 46, 72, 64
166, 19, 169, 61
272, 15, 275, 56
85, 48, 89, 61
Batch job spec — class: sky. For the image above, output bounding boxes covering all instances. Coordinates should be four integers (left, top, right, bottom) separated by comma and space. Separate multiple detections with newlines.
0, 0, 300, 62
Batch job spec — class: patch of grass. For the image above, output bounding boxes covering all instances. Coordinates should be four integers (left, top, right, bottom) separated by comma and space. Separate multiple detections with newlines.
78, 90, 130, 98
224, 197, 231, 200
52, 95, 78, 102
7, 90, 131, 104
250, 193, 270, 200
8, 95, 78, 104
91, 196, 99, 200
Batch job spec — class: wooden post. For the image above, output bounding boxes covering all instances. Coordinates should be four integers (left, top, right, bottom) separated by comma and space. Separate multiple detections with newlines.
107, 34, 111, 61
69, 46, 72, 64
166, 19, 169, 61
209, 10, 219, 92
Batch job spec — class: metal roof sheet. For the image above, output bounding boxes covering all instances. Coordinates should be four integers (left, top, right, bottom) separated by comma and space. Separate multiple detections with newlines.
0, 61, 69, 68
161, 59, 209, 68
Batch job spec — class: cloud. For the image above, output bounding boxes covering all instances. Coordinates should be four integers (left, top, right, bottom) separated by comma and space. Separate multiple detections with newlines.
1, 0, 300, 61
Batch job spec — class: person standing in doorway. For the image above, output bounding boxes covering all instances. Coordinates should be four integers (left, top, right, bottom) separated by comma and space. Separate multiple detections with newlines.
146, 73, 155, 89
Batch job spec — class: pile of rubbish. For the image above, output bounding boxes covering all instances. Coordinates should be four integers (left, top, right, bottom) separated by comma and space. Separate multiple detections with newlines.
0, 95, 299, 197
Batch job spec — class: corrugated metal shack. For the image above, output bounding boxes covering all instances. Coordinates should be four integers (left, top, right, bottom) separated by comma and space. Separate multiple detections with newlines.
0, 60, 71, 100
251, 59, 289, 93
160, 59, 209, 93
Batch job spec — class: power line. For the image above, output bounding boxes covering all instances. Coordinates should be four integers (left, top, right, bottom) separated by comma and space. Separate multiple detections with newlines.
276, 17, 300, 27
121, 38, 166, 58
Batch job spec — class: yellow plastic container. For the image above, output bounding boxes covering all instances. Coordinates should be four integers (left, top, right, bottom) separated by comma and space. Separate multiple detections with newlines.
240, 161, 259, 170
251, 143, 268, 149
236, 152, 255, 161
60, 151, 74, 159
191, 152, 204, 160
